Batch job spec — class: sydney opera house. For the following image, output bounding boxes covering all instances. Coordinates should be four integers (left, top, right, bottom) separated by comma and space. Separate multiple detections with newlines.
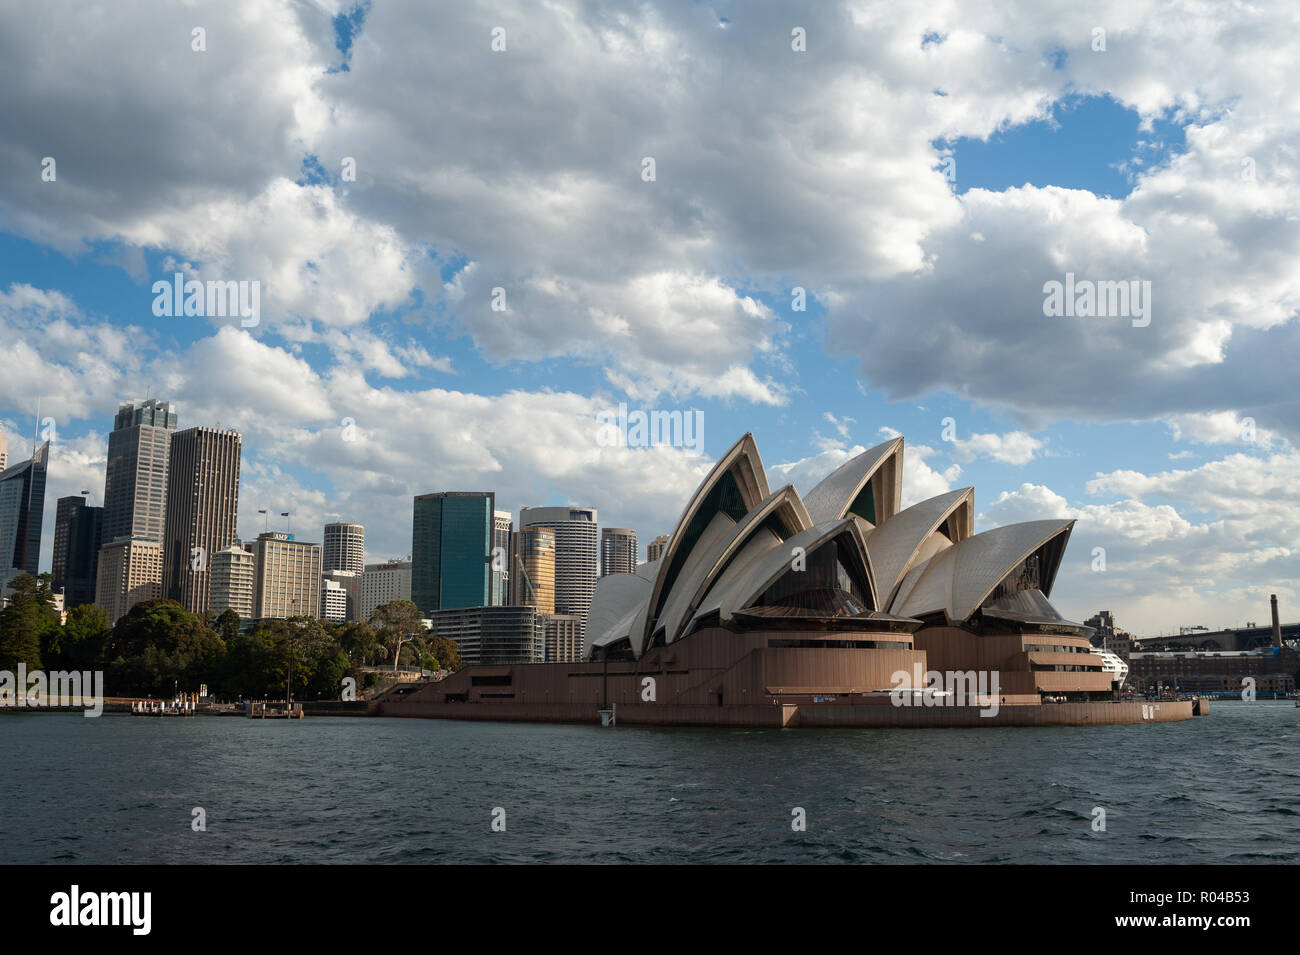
382, 433, 1202, 727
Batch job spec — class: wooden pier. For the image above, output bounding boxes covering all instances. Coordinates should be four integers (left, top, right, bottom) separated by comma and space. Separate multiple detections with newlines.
247, 700, 304, 719
130, 695, 196, 717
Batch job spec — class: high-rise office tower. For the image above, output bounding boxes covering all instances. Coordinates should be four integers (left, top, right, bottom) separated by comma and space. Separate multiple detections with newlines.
210, 545, 255, 619
162, 426, 241, 616
647, 534, 669, 563
510, 526, 555, 614
0, 441, 49, 576
52, 495, 103, 608
601, 527, 638, 577
102, 399, 177, 545
491, 510, 512, 606
518, 506, 597, 629
322, 522, 365, 574
95, 537, 162, 624
359, 561, 412, 620
411, 492, 494, 616
0, 432, 7, 471
251, 532, 321, 619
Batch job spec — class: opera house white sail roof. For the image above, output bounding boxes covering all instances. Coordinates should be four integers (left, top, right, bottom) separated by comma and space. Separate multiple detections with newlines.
585, 433, 1078, 660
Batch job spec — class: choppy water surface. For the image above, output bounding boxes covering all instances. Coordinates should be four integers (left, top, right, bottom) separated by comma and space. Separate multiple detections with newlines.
1, 702, 1295, 863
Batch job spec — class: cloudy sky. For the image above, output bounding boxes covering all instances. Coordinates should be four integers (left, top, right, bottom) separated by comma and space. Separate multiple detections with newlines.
1, 0, 1296, 637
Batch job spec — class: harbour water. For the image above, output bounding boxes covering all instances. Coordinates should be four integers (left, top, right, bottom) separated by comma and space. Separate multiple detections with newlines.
1, 701, 1295, 864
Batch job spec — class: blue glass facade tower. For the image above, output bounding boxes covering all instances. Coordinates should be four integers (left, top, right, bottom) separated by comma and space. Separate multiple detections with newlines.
412, 491, 494, 616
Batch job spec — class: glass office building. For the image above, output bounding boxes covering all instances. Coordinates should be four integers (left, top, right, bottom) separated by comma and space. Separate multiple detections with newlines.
0, 442, 49, 576
411, 491, 494, 615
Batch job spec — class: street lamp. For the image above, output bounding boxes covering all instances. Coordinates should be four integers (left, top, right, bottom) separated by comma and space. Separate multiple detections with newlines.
287, 596, 296, 707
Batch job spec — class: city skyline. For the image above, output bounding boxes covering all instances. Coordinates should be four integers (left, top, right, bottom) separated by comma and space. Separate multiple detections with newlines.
0, 3, 1297, 638
1, 390, 660, 633
0, 393, 1294, 638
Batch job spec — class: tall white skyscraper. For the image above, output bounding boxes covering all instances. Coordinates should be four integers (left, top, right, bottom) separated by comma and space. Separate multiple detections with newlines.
323, 522, 365, 574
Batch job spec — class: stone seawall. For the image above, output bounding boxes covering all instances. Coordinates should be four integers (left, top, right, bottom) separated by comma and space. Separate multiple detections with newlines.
377, 698, 1198, 728
790, 699, 1195, 727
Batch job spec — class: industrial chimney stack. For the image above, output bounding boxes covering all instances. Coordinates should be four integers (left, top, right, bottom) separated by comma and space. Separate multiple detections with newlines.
1271, 594, 1282, 648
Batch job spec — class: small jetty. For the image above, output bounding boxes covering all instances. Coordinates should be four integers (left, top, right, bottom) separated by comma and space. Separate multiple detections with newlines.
247, 700, 304, 719
130, 693, 197, 716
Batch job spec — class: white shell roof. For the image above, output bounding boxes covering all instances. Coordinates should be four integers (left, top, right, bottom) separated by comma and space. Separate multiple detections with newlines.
802, 437, 902, 525
654, 511, 740, 649
642, 433, 770, 647
659, 484, 812, 644
584, 432, 1079, 660
865, 488, 973, 607
892, 519, 1075, 622
585, 571, 652, 657
713, 519, 874, 621
688, 523, 785, 629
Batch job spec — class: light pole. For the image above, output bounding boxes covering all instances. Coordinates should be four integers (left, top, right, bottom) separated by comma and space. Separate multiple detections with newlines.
288, 597, 295, 706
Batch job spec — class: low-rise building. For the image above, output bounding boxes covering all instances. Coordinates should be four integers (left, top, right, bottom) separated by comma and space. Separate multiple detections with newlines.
1129, 646, 1300, 695
321, 574, 352, 623
543, 613, 583, 663
428, 605, 545, 666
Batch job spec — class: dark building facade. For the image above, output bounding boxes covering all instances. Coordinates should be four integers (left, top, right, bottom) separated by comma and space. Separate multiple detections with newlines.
411, 492, 494, 616
52, 495, 103, 609
428, 604, 545, 666
0, 441, 49, 576
162, 427, 242, 616
1129, 646, 1299, 695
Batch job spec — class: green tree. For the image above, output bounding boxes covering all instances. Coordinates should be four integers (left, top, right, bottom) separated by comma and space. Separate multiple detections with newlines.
46, 603, 112, 671
424, 634, 463, 672
336, 619, 380, 668
105, 599, 226, 697
310, 649, 351, 700
0, 573, 58, 671
369, 600, 427, 671
214, 608, 241, 644
215, 626, 280, 700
